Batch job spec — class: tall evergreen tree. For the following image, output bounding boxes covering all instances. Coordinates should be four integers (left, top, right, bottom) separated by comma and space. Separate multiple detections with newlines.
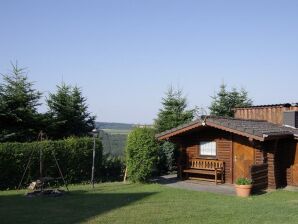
155, 86, 194, 133
46, 83, 95, 139
154, 86, 194, 174
209, 84, 253, 117
0, 63, 42, 142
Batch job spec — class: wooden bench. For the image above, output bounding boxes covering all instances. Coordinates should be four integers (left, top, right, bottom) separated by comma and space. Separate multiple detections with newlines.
183, 159, 224, 184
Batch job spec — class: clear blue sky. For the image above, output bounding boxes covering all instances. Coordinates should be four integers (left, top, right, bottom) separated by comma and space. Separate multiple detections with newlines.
0, 0, 297, 124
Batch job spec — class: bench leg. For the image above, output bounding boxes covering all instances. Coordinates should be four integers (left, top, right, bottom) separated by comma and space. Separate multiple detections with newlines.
221, 171, 224, 184
215, 170, 217, 185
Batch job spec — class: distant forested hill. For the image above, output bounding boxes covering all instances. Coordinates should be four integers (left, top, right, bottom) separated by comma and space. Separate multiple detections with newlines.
96, 122, 135, 156
96, 122, 134, 130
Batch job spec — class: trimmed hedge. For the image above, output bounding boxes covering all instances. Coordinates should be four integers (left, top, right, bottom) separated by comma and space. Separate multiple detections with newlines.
125, 127, 158, 183
0, 137, 102, 190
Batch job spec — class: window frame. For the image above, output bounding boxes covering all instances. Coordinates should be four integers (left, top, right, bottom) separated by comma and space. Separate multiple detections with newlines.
198, 140, 217, 158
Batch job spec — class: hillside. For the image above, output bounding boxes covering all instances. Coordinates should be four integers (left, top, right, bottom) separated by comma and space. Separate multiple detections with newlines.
96, 122, 134, 156
96, 122, 134, 130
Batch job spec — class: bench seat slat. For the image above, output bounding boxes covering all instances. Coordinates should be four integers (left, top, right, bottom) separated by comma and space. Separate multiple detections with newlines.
182, 159, 224, 184
184, 168, 223, 173
183, 169, 218, 175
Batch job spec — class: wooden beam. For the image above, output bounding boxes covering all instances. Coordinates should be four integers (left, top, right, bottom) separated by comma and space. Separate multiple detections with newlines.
156, 122, 201, 140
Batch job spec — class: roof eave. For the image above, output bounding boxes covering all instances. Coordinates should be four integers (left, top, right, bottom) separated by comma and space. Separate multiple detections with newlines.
262, 134, 294, 141
156, 122, 201, 140
156, 120, 266, 142
156, 118, 296, 142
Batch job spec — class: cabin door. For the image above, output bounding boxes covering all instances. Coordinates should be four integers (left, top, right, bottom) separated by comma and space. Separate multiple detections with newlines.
292, 165, 298, 186
233, 141, 254, 183
292, 144, 298, 186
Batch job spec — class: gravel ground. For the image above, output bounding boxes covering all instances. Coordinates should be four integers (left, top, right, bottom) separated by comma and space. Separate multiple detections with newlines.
153, 174, 236, 196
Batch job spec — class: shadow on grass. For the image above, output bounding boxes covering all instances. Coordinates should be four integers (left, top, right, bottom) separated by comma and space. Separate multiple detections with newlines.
0, 188, 156, 224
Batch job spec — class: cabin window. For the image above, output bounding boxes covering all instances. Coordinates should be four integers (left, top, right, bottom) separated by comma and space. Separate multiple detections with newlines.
200, 141, 216, 157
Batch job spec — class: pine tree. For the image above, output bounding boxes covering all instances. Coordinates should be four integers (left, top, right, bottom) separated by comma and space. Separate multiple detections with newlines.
209, 84, 253, 117
154, 86, 194, 133
0, 63, 42, 142
46, 83, 95, 139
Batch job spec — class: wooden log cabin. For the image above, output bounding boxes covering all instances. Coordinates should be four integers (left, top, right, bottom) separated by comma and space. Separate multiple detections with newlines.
156, 103, 298, 190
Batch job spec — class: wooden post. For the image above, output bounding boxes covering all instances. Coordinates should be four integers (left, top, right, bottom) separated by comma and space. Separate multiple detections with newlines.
91, 136, 96, 188
123, 167, 128, 182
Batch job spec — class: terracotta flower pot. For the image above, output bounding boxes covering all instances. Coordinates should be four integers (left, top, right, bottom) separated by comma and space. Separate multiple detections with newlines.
235, 184, 252, 197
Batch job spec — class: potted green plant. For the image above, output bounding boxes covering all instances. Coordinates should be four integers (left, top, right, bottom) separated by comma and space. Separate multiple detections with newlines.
235, 177, 253, 197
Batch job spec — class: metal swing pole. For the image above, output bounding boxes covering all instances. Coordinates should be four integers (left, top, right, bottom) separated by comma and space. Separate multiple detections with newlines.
18, 150, 35, 190
52, 152, 69, 191
91, 128, 98, 189
91, 134, 96, 188
18, 131, 43, 190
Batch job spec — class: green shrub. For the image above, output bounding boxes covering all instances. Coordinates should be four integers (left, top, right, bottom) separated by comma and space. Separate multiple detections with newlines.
157, 141, 177, 174
125, 127, 158, 183
235, 177, 252, 185
100, 154, 125, 182
0, 137, 102, 190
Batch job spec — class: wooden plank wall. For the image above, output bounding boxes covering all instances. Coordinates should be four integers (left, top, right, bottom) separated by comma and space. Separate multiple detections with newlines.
277, 140, 297, 187
234, 106, 298, 125
250, 164, 268, 191
185, 144, 198, 159
260, 140, 298, 189
255, 148, 264, 164
267, 151, 277, 188
181, 129, 233, 183
217, 140, 232, 183
258, 141, 277, 189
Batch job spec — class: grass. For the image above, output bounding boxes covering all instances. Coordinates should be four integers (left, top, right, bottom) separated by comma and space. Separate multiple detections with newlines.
1, 182, 298, 224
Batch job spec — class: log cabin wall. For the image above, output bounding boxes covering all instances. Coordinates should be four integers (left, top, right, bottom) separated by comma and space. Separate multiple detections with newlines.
267, 150, 277, 188
255, 148, 264, 164
261, 140, 280, 189
175, 127, 297, 189
250, 164, 268, 191
276, 140, 298, 187
234, 105, 298, 125
180, 128, 233, 184
254, 139, 298, 189
262, 140, 285, 189
217, 140, 233, 184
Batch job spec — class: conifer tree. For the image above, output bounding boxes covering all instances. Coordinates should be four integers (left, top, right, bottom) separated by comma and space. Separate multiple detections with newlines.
155, 86, 194, 133
0, 63, 42, 142
154, 86, 194, 173
209, 84, 253, 117
46, 83, 95, 139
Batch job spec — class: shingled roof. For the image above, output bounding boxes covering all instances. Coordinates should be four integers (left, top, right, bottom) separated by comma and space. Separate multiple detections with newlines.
156, 116, 298, 141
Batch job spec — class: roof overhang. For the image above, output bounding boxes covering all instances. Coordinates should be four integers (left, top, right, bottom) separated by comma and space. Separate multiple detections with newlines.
156, 119, 295, 142
156, 121, 201, 141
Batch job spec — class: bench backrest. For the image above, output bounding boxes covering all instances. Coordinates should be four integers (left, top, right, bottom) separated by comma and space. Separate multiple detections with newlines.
188, 159, 224, 170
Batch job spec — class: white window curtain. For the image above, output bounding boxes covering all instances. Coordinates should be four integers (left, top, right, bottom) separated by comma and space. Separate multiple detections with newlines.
200, 141, 216, 156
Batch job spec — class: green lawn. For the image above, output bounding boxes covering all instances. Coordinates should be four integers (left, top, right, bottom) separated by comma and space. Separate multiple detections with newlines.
1, 183, 298, 224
